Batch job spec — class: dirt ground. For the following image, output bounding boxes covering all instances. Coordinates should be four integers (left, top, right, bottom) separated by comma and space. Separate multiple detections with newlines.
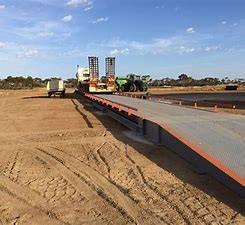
149, 84, 245, 94
0, 88, 244, 225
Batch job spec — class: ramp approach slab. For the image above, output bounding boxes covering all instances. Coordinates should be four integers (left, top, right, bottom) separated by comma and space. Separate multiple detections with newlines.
91, 94, 245, 196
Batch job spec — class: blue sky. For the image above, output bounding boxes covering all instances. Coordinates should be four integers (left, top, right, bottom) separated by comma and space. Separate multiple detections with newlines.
0, 0, 245, 79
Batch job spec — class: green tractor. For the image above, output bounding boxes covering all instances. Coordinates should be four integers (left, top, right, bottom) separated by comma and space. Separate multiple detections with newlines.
115, 74, 150, 92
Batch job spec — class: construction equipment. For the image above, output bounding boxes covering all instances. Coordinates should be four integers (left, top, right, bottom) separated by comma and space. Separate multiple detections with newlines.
115, 74, 150, 92
47, 79, 65, 98
76, 56, 116, 93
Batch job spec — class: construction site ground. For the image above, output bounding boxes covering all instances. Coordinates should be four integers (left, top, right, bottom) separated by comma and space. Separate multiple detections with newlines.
0, 88, 244, 225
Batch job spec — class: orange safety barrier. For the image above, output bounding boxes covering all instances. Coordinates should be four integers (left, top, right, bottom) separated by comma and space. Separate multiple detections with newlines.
118, 105, 122, 112
214, 104, 218, 112
85, 93, 139, 117
127, 108, 132, 116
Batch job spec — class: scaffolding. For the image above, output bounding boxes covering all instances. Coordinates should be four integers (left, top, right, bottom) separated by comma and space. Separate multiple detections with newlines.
88, 57, 99, 79
105, 57, 115, 78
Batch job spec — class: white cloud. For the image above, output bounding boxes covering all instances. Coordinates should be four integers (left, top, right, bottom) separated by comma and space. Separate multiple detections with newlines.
121, 48, 129, 55
222, 21, 227, 25
5, 18, 73, 47
63, 49, 82, 57
17, 49, 39, 58
92, 17, 109, 24
0, 42, 7, 48
15, 21, 64, 40
38, 32, 54, 37
178, 46, 195, 54
129, 38, 172, 54
84, 5, 93, 11
205, 47, 211, 52
62, 15, 73, 22
67, 0, 93, 7
100, 38, 173, 55
110, 48, 129, 56
99, 32, 225, 56
155, 5, 164, 9
186, 27, 195, 33
204, 46, 219, 52
0, 4, 5, 9
110, 49, 119, 56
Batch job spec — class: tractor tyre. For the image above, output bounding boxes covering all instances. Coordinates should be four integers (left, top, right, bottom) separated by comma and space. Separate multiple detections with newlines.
139, 86, 144, 92
129, 83, 137, 92
118, 85, 124, 92
60, 91, 65, 98
121, 84, 130, 92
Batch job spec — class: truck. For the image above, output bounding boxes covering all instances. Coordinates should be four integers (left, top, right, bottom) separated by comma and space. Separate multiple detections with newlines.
76, 66, 90, 93
76, 57, 116, 94
47, 79, 66, 98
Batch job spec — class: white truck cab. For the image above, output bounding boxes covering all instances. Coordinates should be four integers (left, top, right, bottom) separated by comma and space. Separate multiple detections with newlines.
76, 67, 90, 83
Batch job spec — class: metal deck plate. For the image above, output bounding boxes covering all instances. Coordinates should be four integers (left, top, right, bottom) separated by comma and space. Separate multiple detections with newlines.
95, 94, 245, 186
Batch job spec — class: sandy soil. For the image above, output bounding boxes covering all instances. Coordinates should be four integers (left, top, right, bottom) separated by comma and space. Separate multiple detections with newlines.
0, 88, 244, 225
149, 85, 245, 94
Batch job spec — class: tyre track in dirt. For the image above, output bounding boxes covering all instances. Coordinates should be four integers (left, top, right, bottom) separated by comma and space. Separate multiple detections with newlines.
0, 128, 107, 137
108, 141, 235, 225
122, 143, 242, 225
91, 141, 183, 224
0, 174, 71, 225
0, 193, 61, 225
0, 149, 110, 225
0, 151, 16, 175
0, 134, 110, 149
92, 143, 174, 225
124, 144, 201, 225
86, 142, 109, 175
95, 142, 111, 175
20, 150, 119, 225
95, 141, 189, 224
2, 151, 22, 183
31, 147, 136, 224
52, 143, 141, 206
109, 142, 185, 224
51, 144, 141, 206
32, 146, 163, 225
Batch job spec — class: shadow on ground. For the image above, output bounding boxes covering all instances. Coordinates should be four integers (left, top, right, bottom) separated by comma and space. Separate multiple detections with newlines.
22, 92, 76, 99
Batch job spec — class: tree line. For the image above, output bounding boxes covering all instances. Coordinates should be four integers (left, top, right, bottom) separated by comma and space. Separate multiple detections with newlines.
0, 74, 244, 90
149, 74, 244, 87
0, 76, 77, 90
